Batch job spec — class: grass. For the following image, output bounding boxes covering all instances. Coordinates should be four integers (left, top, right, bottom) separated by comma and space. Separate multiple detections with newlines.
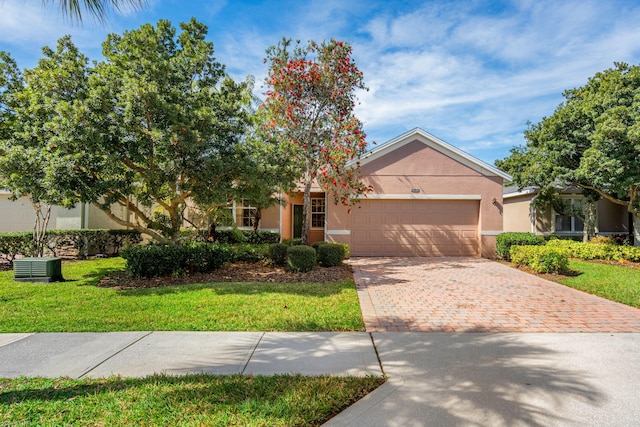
556, 260, 640, 308
0, 374, 384, 426
0, 258, 364, 332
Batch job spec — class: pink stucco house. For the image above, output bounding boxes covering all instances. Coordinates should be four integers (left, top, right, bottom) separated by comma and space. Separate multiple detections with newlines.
257, 128, 511, 257
2, 128, 512, 257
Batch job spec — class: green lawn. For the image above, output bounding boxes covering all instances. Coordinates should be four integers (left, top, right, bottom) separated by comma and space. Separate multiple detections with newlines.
0, 258, 364, 332
0, 374, 383, 426
557, 260, 640, 308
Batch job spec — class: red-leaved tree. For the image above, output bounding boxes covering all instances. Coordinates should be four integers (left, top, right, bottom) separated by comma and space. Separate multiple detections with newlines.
261, 38, 370, 245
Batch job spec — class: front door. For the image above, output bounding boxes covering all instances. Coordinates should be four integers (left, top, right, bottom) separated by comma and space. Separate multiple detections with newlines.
293, 205, 303, 238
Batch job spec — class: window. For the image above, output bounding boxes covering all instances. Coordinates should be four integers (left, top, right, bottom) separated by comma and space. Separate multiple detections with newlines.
554, 198, 585, 233
311, 198, 325, 228
240, 200, 256, 228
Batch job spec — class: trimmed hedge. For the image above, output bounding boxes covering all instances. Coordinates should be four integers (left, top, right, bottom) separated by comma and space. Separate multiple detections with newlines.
0, 229, 142, 263
179, 229, 281, 245
510, 245, 569, 273
269, 243, 289, 266
286, 245, 316, 273
229, 243, 270, 263
546, 239, 640, 262
316, 243, 346, 267
121, 242, 231, 278
496, 232, 545, 260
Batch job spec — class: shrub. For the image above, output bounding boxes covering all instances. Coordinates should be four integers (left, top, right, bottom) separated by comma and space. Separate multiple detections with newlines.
589, 235, 615, 245
282, 238, 303, 246
229, 243, 270, 263
214, 228, 248, 244
316, 243, 346, 267
0, 232, 33, 263
183, 242, 232, 273
546, 239, 640, 262
496, 232, 545, 260
286, 245, 316, 273
121, 242, 231, 278
0, 229, 142, 263
269, 243, 289, 266
246, 231, 280, 244
510, 245, 569, 273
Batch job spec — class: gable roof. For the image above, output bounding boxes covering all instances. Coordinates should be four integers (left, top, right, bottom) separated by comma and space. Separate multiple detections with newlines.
358, 127, 512, 181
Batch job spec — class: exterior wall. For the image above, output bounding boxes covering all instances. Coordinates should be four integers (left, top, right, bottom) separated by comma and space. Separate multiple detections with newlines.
597, 199, 629, 233
86, 203, 128, 229
503, 194, 630, 236
259, 204, 281, 231
503, 195, 533, 232
281, 191, 325, 243
327, 140, 505, 257
0, 194, 83, 232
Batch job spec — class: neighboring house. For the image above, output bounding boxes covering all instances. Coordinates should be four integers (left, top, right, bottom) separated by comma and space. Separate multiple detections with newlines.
2, 128, 512, 257
0, 190, 129, 232
503, 185, 631, 239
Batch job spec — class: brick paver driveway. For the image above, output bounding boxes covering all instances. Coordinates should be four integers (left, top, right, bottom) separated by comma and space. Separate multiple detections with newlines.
351, 257, 640, 332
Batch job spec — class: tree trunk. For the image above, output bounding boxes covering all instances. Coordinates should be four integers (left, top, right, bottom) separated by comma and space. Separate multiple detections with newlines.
31, 202, 52, 257
583, 199, 597, 242
633, 213, 640, 247
301, 178, 312, 246
253, 208, 262, 232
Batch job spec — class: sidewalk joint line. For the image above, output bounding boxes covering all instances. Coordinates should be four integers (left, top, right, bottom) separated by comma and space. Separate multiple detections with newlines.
78, 331, 153, 379
241, 332, 265, 375
369, 333, 386, 377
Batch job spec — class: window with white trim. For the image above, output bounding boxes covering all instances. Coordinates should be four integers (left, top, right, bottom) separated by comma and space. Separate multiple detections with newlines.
239, 200, 256, 228
311, 198, 325, 228
554, 198, 584, 233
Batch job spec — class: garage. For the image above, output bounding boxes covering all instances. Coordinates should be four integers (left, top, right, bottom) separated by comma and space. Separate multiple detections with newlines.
350, 199, 479, 256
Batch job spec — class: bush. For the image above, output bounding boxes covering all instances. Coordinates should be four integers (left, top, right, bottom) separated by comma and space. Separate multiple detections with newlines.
510, 245, 569, 273
588, 235, 615, 245
0, 229, 142, 263
546, 239, 640, 262
286, 245, 316, 273
121, 242, 231, 278
0, 232, 33, 263
269, 243, 289, 266
214, 228, 248, 244
282, 238, 303, 246
496, 232, 545, 260
246, 231, 280, 244
229, 243, 270, 263
316, 243, 345, 267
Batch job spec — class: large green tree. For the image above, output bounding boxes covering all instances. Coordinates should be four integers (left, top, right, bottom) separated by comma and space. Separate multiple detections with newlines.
0, 38, 89, 255
261, 38, 370, 245
1, 19, 263, 244
497, 62, 640, 244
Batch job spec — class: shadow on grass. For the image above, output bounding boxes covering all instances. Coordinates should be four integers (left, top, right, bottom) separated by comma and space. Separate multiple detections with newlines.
111, 280, 355, 298
0, 374, 383, 425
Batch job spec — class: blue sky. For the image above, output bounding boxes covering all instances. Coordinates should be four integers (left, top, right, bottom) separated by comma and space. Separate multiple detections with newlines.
1, 0, 640, 165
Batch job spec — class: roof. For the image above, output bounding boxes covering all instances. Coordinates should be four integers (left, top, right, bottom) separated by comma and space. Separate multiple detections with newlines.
503, 185, 586, 199
358, 128, 513, 181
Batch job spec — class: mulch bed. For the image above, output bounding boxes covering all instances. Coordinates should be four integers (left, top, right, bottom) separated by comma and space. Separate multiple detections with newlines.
97, 261, 353, 290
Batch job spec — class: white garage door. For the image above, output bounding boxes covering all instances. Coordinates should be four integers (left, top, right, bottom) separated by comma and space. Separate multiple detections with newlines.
350, 199, 479, 256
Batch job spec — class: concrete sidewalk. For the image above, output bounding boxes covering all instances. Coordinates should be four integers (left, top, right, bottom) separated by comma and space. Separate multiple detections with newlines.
326, 332, 640, 427
0, 332, 382, 378
3, 332, 640, 426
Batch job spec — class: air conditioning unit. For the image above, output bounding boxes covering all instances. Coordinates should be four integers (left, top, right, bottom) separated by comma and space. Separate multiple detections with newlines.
13, 257, 64, 282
